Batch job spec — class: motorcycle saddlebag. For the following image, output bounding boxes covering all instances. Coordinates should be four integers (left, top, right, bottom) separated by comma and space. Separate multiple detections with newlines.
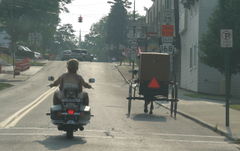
79, 106, 91, 124
50, 105, 62, 120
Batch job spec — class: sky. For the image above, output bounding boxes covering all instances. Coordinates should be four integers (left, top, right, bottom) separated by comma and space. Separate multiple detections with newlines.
59, 0, 153, 39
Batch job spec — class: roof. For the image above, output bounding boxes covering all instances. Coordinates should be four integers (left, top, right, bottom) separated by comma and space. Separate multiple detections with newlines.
140, 52, 170, 56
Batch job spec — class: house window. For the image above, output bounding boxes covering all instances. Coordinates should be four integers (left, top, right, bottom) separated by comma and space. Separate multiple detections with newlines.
165, 0, 171, 9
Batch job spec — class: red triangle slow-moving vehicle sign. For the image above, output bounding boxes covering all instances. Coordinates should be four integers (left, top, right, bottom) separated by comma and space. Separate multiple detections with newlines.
148, 77, 160, 89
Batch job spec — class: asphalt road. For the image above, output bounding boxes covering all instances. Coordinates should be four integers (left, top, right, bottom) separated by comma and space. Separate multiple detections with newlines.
0, 61, 239, 151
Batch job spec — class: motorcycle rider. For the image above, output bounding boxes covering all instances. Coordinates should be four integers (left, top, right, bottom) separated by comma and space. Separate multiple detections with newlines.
49, 59, 92, 105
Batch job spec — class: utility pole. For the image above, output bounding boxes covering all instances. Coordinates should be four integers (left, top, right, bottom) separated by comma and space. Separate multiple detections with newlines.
9, 0, 16, 78
156, 0, 159, 35
78, 15, 82, 48
79, 30, 82, 47
132, 0, 136, 79
133, 0, 136, 37
174, 0, 180, 83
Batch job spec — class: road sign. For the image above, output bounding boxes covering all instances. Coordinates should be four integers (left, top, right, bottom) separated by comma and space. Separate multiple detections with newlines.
163, 9, 174, 24
161, 37, 174, 43
159, 44, 175, 54
221, 29, 233, 48
146, 32, 158, 37
161, 25, 174, 37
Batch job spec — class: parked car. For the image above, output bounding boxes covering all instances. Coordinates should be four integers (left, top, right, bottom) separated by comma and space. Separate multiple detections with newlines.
34, 52, 42, 59
16, 45, 34, 59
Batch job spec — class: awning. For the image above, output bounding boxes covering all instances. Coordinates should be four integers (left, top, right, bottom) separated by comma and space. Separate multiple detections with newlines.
16, 45, 34, 58
17, 45, 32, 52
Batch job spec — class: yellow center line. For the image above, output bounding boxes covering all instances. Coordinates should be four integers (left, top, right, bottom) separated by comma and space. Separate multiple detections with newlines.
0, 87, 57, 128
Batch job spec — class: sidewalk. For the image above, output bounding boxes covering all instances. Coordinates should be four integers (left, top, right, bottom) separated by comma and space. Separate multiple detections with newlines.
116, 63, 240, 141
0, 60, 47, 82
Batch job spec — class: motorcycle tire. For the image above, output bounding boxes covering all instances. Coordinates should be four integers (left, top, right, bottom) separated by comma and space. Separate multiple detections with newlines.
66, 130, 74, 139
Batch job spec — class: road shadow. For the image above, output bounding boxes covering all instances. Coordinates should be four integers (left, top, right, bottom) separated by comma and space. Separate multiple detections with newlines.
131, 113, 167, 122
36, 135, 87, 150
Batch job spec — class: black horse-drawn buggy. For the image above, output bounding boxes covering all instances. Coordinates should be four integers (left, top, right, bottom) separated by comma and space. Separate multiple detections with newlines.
127, 52, 178, 118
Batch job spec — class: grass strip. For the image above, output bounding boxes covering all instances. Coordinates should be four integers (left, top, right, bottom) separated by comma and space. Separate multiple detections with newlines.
30, 61, 45, 66
184, 92, 224, 100
0, 83, 13, 91
230, 105, 240, 111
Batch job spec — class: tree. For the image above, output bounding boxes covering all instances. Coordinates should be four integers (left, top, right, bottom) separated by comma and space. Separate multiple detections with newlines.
80, 17, 109, 61
106, 0, 131, 61
80, 11, 144, 62
200, 0, 240, 75
200, 0, 240, 105
54, 24, 78, 51
0, 0, 73, 53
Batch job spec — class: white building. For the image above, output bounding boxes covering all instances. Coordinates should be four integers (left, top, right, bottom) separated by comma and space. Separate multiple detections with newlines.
0, 30, 10, 48
179, 0, 240, 97
145, 0, 240, 97
146, 0, 175, 35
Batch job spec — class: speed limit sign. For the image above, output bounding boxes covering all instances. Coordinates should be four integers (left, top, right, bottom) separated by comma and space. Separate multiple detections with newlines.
160, 44, 175, 54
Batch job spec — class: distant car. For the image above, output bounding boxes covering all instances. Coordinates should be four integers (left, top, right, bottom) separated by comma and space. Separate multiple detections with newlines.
93, 57, 98, 62
62, 50, 72, 60
111, 57, 117, 62
70, 49, 92, 61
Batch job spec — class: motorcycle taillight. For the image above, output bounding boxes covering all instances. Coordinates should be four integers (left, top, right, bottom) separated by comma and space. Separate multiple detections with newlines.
67, 109, 75, 115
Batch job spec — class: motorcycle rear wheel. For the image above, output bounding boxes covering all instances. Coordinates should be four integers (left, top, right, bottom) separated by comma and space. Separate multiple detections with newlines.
66, 130, 74, 139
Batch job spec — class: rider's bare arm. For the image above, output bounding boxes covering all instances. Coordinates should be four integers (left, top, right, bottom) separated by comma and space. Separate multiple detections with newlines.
50, 75, 62, 87
79, 76, 92, 89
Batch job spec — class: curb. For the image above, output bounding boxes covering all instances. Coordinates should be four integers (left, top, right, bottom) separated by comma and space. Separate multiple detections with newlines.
157, 103, 237, 141
114, 64, 130, 84
115, 65, 238, 142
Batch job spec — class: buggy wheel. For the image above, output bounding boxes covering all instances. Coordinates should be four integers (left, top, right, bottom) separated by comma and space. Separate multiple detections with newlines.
170, 101, 174, 117
174, 102, 178, 118
174, 84, 178, 118
128, 83, 133, 117
170, 85, 175, 117
128, 99, 132, 117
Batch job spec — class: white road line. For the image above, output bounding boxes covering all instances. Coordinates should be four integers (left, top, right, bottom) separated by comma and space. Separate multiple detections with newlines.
158, 138, 232, 144
0, 127, 226, 139
0, 87, 57, 128
136, 132, 225, 139
0, 133, 125, 140
0, 132, 233, 144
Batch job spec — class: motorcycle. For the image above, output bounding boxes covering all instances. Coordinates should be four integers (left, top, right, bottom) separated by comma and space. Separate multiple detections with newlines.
47, 76, 95, 138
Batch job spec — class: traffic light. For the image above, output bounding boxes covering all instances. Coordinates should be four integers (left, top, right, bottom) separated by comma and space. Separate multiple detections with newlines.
78, 16, 82, 23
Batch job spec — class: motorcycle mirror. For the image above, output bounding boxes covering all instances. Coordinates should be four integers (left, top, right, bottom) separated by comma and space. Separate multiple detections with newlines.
48, 76, 55, 81
89, 78, 95, 83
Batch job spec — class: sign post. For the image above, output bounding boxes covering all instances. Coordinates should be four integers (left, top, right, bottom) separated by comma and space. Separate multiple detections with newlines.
220, 29, 233, 127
